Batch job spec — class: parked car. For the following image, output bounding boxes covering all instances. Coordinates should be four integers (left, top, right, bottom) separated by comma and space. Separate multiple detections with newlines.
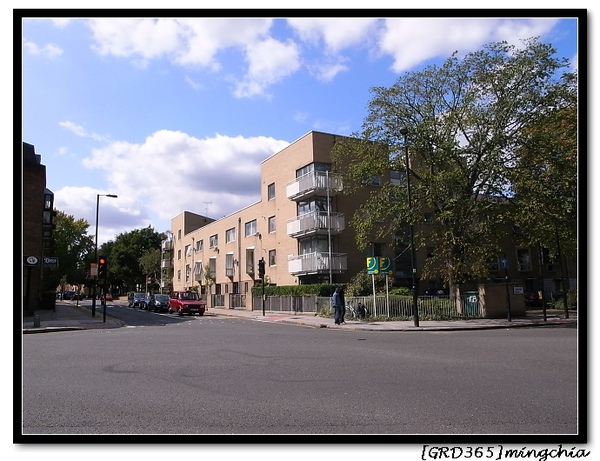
147, 293, 170, 313
127, 292, 147, 308
103, 293, 113, 302
63, 291, 83, 300
524, 291, 543, 308
168, 291, 206, 316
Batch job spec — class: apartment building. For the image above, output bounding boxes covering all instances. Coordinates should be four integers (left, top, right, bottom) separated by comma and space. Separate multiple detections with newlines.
166, 131, 577, 309
23, 142, 55, 316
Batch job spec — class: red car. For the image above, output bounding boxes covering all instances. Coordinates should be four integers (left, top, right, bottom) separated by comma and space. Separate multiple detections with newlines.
168, 291, 206, 316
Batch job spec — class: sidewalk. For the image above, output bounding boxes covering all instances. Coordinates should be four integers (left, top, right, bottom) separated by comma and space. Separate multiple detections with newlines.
22, 301, 577, 334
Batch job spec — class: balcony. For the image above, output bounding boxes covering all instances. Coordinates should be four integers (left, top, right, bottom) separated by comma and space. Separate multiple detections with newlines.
162, 240, 172, 251
286, 171, 343, 201
161, 259, 172, 269
288, 252, 347, 276
287, 211, 345, 238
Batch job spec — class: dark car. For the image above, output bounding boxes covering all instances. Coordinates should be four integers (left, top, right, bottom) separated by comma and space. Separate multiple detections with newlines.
147, 293, 170, 313
524, 291, 543, 308
63, 291, 83, 300
127, 292, 147, 308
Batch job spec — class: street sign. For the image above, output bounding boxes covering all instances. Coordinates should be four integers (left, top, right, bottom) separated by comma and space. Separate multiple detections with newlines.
24, 256, 39, 266
90, 263, 98, 277
366, 257, 379, 274
43, 256, 59, 267
367, 257, 394, 275
500, 258, 508, 269
379, 257, 394, 275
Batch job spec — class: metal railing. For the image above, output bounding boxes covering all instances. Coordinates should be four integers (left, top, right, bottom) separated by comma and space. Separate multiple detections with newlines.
250, 295, 484, 320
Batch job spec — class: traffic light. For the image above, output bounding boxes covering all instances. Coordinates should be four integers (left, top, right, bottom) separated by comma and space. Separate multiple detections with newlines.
258, 258, 265, 279
98, 256, 107, 278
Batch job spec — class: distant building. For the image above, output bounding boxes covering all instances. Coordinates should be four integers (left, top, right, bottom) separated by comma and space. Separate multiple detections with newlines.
23, 142, 54, 315
165, 131, 577, 309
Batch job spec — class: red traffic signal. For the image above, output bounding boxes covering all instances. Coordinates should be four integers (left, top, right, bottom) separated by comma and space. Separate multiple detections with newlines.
98, 256, 107, 277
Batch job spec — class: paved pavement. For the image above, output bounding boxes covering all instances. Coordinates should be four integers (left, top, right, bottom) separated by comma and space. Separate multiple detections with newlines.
22, 299, 577, 334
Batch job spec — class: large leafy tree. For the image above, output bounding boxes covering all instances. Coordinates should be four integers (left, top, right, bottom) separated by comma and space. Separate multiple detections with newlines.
330, 37, 574, 295
105, 226, 165, 293
508, 78, 578, 260
43, 210, 95, 292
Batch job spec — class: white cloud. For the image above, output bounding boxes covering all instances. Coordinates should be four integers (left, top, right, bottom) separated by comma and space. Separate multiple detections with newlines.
23, 41, 63, 57
59, 121, 107, 142
287, 18, 378, 53
78, 131, 290, 227
379, 18, 559, 73
233, 37, 301, 98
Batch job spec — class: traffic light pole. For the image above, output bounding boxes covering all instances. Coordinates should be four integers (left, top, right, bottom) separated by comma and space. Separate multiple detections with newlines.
259, 257, 265, 316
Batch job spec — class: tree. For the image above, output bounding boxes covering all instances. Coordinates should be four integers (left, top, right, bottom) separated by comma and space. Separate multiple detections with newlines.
139, 248, 161, 292
106, 226, 165, 292
330, 37, 574, 296
43, 210, 94, 293
508, 76, 578, 258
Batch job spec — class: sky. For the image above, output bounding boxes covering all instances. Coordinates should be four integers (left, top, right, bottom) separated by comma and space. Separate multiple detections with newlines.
19, 11, 581, 247
14, 6, 588, 458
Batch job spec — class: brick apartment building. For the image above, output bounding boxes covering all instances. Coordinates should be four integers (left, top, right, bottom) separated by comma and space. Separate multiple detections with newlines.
23, 142, 54, 316
164, 131, 577, 309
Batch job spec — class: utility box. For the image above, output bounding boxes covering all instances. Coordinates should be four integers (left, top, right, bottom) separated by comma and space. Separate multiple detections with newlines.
477, 283, 526, 319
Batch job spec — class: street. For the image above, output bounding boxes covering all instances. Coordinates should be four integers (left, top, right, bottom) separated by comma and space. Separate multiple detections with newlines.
21, 310, 579, 440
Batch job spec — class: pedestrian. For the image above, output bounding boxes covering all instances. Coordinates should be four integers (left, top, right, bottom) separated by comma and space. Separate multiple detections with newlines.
339, 286, 346, 324
331, 287, 343, 325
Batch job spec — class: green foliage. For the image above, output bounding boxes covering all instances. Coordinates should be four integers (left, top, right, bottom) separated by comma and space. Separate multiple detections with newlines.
344, 270, 388, 296
43, 209, 94, 291
251, 283, 335, 297
102, 226, 166, 293
330, 37, 575, 294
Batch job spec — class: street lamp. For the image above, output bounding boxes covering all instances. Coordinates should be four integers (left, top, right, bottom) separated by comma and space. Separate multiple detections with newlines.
400, 127, 419, 327
91, 193, 118, 318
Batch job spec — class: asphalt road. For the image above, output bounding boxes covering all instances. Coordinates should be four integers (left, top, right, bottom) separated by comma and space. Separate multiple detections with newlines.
20, 310, 579, 441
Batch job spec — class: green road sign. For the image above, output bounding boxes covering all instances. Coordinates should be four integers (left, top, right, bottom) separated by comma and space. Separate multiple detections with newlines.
366, 257, 379, 274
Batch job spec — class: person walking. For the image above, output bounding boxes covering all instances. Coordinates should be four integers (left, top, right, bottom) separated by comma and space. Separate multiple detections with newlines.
332, 287, 343, 325
339, 286, 346, 324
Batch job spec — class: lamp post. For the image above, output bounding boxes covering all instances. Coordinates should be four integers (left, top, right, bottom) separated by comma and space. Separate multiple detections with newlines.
400, 127, 419, 327
91, 193, 118, 318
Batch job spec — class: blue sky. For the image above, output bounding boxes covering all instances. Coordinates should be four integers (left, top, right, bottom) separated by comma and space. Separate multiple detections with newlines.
20, 12, 581, 246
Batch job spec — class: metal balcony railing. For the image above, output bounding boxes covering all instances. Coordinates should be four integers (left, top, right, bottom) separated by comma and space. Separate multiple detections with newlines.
286, 211, 345, 237
286, 171, 343, 200
287, 252, 347, 276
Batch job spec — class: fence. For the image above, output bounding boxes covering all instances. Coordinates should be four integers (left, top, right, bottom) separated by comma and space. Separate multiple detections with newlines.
251, 294, 484, 319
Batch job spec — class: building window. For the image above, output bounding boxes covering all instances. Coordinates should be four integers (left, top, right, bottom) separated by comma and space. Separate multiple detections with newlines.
516, 248, 532, 272
185, 244, 192, 258
488, 256, 500, 272
178, 229, 181, 240
366, 175, 383, 186
369, 243, 384, 257
245, 220, 257, 237
268, 216, 276, 233
209, 234, 218, 248
177, 269, 181, 281
177, 249, 181, 260
246, 248, 255, 274
196, 240, 203, 252
390, 170, 403, 186
226, 253, 235, 277
268, 183, 275, 200
194, 261, 203, 282
209, 258, 217, 280
226, 227, 236, 243
268, 249, 276, 266
296, 162, 329, 178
